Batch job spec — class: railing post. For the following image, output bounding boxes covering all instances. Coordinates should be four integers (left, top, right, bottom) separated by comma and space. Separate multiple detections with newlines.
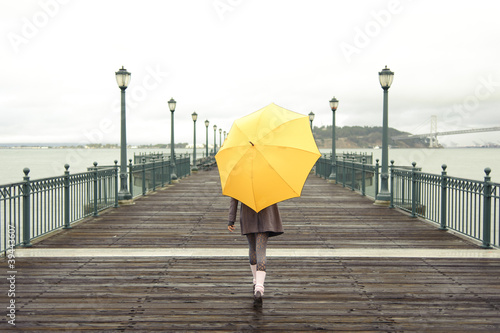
327, 155, 331, 180
361, 157, 366, 196
325, 154, 329, 179
334, 154, 338, 184
128, 159, 133, 198
342, 156, 346, 188
93, 162, 99, 217
188, 154, 192, 177
319, 155, 324, 178
161, 157, 165, 187
439, 164, 448, 230
411, 162, 417, 218
114, 160, 119, 207
375, 159, 379, 198
182, 155, 185, 178
184, 155, 187, 178
351, 159, 355, 191
482, 167, 492, 249
152, 158, 156, 191
389, 160, 394, 208
317, 155, 320, 178
184, 155, 188, 178
63, 164, 71, 229
167, 156, 172, 185
22, 168, 32, 247
182, 154, 186, 179
142, 157, 146, 195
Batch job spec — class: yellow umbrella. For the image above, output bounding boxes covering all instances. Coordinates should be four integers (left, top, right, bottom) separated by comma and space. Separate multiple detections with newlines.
215, 103, 321, 212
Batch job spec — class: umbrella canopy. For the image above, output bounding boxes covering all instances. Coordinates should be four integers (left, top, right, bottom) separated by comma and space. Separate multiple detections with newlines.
215, 103, 321, 212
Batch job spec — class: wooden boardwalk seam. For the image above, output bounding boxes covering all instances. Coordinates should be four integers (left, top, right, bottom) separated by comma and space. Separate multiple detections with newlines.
2, 169, 500, 332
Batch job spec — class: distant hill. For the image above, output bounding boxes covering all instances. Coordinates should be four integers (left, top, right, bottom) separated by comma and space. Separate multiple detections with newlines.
313, 125, 429, 149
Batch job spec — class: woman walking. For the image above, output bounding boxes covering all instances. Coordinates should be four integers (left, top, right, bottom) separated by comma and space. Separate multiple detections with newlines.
227, 197, 284, 305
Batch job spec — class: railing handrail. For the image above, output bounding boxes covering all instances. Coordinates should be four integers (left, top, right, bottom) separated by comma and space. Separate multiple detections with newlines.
392, 166, 496, 185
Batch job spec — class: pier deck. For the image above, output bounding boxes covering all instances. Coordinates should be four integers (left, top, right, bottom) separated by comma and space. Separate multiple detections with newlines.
4, 169, 500, 331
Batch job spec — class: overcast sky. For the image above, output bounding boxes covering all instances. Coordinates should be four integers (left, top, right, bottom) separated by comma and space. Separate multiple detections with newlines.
1, 0, 499, 147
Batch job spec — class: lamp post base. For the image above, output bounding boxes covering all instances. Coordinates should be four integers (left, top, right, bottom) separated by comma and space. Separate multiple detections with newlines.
118, 191, 132, 201
171, 173, 179, 183
327, 173, 336, 183
374, 199, 390, 206
374, 190, 391, 206
118, 198, 135, 205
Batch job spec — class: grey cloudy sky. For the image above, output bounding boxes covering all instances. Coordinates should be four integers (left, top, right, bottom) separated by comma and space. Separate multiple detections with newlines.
1, 0, 500, 147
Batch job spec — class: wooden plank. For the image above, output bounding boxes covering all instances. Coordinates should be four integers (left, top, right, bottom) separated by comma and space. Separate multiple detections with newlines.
3, 256, 500, 331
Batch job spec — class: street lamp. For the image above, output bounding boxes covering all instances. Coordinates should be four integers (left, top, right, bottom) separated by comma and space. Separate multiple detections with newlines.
115, 66, 132, 200
168, 97, 177, 181
219, 128, 222, 150
205, 120, 209, 157
213, 124, 217, 154
328, 97, 339, 181
192, 112, 198, 171
308, 111, 315, 130
375, 66, 394, 203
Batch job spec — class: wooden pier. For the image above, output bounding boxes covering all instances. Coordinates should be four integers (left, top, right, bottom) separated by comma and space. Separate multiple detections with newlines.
3, 169, 500, 331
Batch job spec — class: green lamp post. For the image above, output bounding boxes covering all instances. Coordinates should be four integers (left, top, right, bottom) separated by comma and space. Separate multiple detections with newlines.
115, 66, 132, 200
219, 128, 222, 150
213, 124, 217, 154
205, 120, 209, 157
168, 97, 177, 181
192, 112, 198, 171
375, 66, 394, 203
328, 97, 339, 181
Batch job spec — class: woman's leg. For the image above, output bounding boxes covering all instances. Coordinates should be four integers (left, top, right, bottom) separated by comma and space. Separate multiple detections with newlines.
255, 232, 269, 271
246, 232, 269, 270
246, 234, 257, 286
246, 233, 257, 265
254, 232, 269, 302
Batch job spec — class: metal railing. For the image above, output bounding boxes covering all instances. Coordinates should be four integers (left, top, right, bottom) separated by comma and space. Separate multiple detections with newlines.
1, 164, 118, 253
316, 155, 499, 248
391, 163, 499, 248
316, 154, 378, 198
1, 155, 193, 253
129, 154, 191, 197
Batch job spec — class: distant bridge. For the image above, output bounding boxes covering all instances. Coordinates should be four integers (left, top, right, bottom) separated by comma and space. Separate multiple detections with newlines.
392, 116, 500, 147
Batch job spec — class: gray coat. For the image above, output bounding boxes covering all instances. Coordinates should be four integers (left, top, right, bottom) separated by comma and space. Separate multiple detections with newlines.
228, 197, 284, 237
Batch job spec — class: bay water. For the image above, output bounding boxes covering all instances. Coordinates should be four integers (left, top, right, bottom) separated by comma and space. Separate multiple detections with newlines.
1, 147, 499, 185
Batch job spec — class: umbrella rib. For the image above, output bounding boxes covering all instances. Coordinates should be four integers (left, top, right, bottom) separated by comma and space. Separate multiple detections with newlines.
260, 145, 321, 154
250, 154, 258, 210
